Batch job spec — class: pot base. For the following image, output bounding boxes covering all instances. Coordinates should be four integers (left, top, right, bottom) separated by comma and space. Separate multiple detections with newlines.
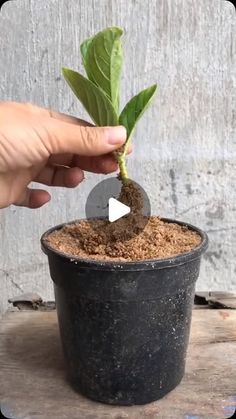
70, 370, 184, 406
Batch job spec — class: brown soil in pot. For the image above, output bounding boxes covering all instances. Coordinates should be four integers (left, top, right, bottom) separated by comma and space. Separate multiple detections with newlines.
46, 180, 202, 262
46, 217, 201, 262
118, 178, 143, 213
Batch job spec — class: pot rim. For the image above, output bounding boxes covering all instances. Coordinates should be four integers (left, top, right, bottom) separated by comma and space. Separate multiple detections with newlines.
40, 217, 208, 271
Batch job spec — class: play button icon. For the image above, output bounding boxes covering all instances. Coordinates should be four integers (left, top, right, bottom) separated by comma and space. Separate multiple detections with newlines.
108, 198, 130, 222
85, 177, 151, 241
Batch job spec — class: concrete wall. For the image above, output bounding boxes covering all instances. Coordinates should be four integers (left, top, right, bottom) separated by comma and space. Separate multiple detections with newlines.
0, 0, 235, 315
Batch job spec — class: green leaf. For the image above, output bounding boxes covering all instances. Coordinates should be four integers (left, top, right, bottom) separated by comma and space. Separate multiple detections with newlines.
119, 84, 157, 145
80, 37, 93, 66
80, 27, 123, 113
62, 67, 119, 126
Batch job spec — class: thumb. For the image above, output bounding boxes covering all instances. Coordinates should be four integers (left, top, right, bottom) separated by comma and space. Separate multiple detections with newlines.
44, 119, 127, 156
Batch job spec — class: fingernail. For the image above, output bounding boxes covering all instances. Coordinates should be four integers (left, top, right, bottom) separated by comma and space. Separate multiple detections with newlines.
106, 126, 127, 145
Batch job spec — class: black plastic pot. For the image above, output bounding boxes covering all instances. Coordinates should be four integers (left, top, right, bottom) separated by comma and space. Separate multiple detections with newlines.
41, 218, 208, 406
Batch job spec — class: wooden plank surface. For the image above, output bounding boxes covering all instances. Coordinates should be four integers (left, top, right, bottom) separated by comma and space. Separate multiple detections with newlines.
0, 309, 236, 419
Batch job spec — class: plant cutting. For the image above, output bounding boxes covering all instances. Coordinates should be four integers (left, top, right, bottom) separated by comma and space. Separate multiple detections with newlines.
62, 27, 157, 185
41, 27, 208, 406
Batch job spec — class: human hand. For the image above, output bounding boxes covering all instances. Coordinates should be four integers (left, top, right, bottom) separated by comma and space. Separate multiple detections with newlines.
0, 102, 127, 209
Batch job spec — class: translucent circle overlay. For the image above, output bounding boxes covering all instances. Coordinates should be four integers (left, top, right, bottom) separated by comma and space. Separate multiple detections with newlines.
85, 177, 151, 240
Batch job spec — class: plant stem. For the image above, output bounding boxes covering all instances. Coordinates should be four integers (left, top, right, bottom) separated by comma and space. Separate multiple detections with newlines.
117, 153, 129, 184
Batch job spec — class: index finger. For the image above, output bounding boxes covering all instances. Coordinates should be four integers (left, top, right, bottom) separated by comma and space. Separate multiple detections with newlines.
48, 109, 94, 127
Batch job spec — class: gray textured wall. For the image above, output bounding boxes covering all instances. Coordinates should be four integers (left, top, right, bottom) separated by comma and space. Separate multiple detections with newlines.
0, 0, 235, 315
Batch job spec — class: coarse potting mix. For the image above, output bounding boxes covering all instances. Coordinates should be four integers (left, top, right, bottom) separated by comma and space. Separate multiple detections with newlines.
46, 180, 202, 261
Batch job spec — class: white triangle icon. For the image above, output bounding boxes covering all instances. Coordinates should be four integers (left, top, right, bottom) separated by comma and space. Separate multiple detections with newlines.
108, 198, 130, 222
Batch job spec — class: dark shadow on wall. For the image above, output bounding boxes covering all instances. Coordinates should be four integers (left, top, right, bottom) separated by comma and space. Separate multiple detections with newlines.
225, 0, 236, 10
0, 404, 13, 418
0, 1, 12, 10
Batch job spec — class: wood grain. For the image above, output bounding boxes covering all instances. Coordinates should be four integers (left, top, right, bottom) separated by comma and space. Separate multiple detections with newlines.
0, 309, 236, 418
